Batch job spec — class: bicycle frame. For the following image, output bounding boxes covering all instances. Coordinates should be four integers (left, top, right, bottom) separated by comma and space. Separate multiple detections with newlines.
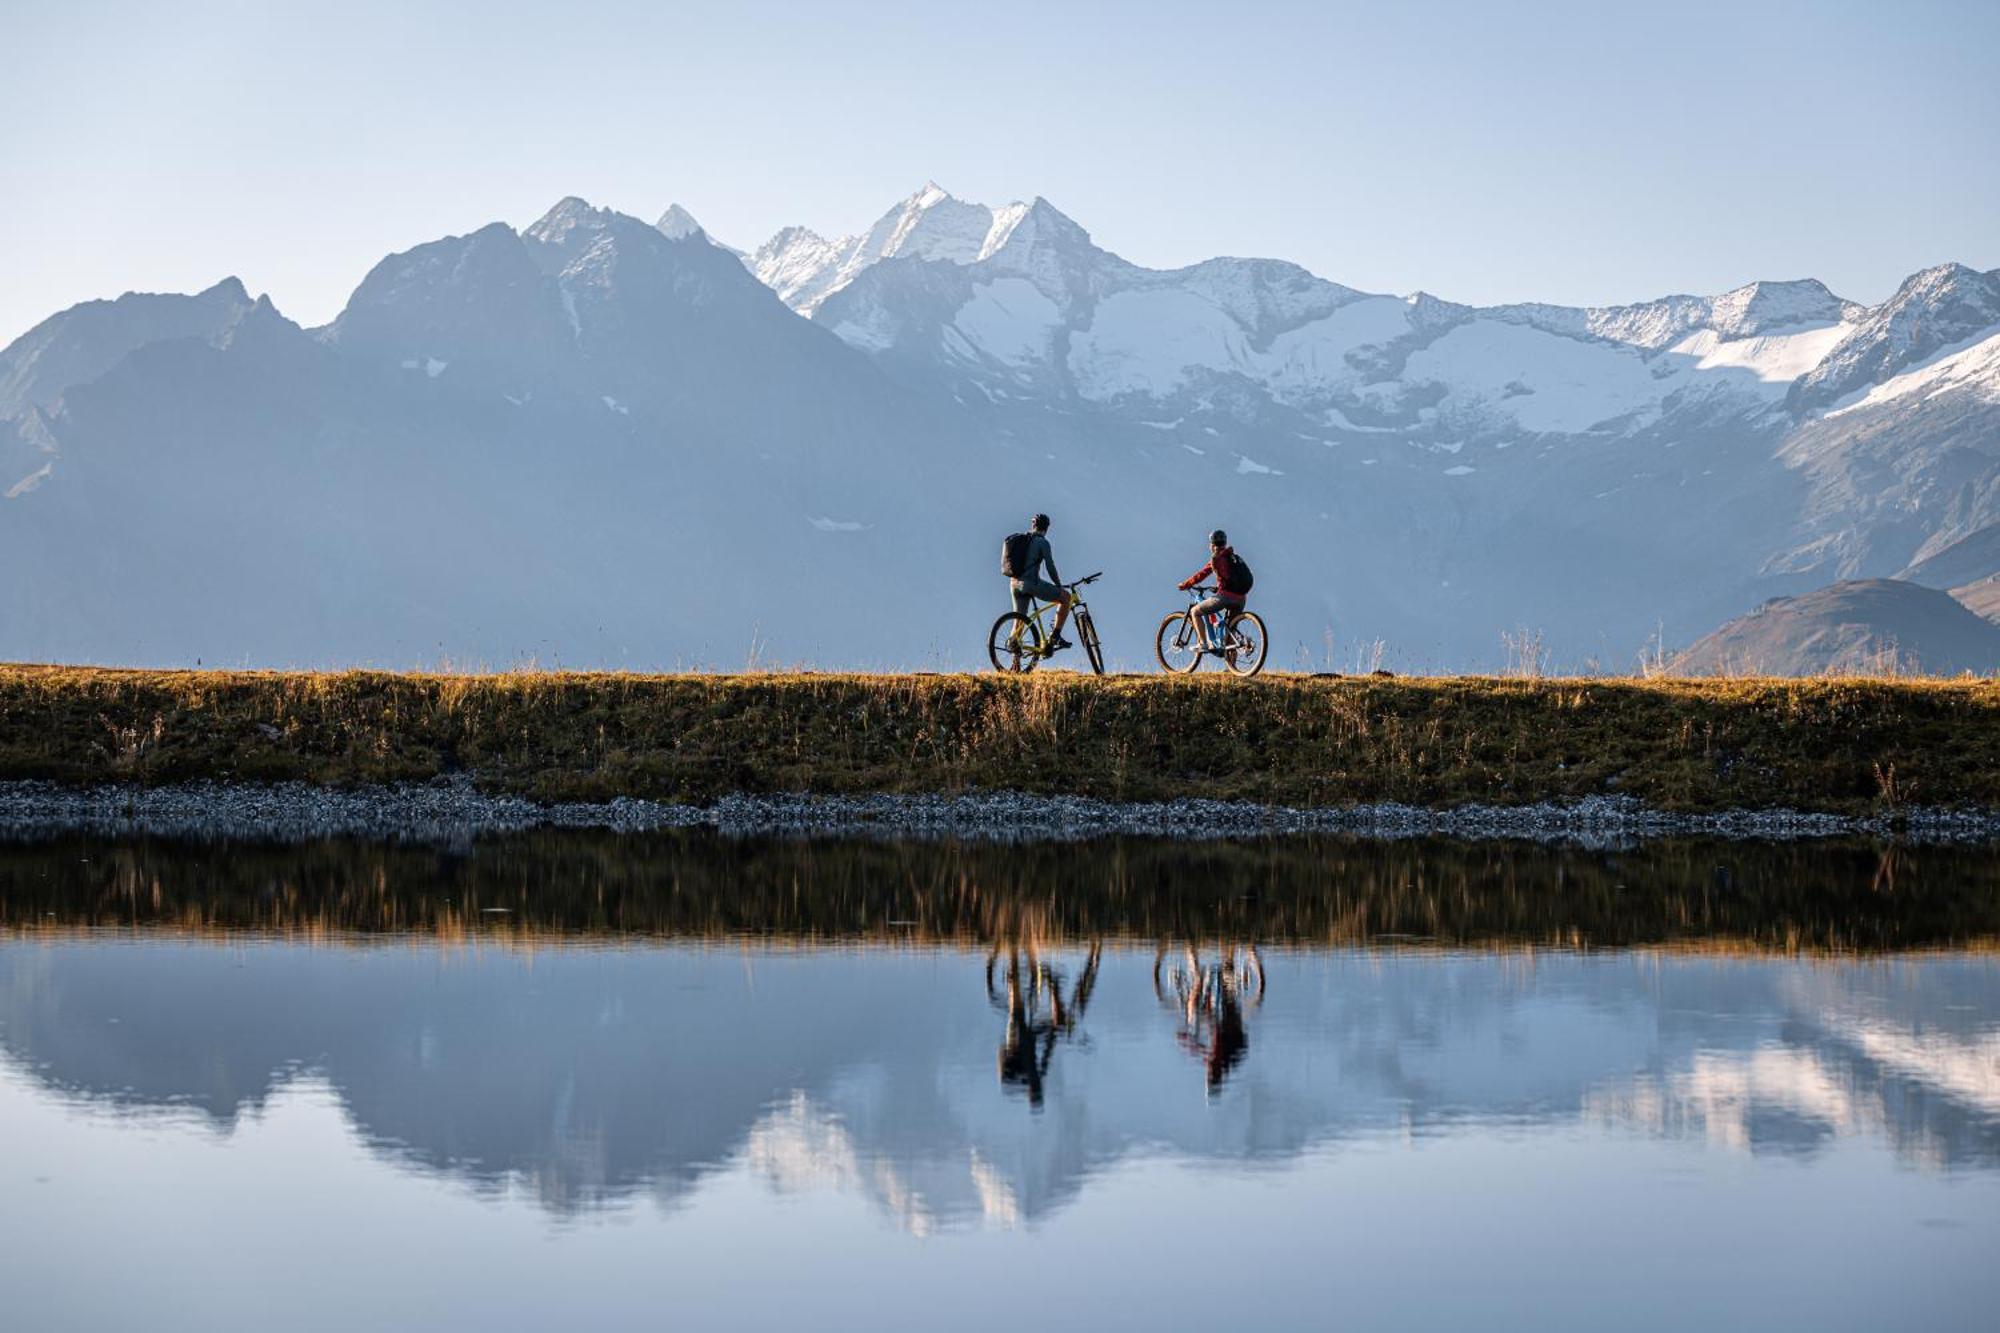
1180, 587, 1237, 648
1009, 595, 1068, 646
1009, 579, 1094, 647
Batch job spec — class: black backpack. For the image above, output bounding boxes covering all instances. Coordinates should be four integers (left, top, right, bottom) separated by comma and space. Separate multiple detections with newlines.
1001, 532, 1034, 578
1227, 550, 1254, 593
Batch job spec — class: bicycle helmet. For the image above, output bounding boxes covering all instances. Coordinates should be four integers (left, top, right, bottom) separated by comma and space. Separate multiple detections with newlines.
1031, 513, 1051, 532
1209, 528, 1227, 547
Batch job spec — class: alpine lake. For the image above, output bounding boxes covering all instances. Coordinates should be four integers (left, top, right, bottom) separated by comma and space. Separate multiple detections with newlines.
1, 831, 1996, 1331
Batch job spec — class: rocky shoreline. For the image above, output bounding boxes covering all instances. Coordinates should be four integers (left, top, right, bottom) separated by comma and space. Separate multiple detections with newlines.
1, 779, 1995, 846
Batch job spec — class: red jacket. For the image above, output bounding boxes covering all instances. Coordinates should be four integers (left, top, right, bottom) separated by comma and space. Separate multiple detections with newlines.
1180, 546, 1248, 598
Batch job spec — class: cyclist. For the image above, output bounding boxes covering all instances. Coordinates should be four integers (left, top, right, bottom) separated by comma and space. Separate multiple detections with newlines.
1009, 512, 1073, 653
1177, 528, 1249, 649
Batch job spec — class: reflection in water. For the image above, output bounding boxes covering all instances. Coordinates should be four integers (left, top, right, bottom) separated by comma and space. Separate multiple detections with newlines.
0, 830, 1997, 1246
1155, 942, 1264, 1093
988, 939, 1100, 1109
5, 830, 1999, 952
2, 942, 1998, 1231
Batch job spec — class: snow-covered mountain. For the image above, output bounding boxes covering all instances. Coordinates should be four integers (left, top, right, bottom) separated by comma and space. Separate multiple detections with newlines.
748, 182, 1032, 315
3, 183, 1998, 672
802, 188, 1874, 441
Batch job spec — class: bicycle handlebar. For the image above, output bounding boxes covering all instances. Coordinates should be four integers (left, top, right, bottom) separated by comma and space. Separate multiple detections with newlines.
1070, 572, 1102, 588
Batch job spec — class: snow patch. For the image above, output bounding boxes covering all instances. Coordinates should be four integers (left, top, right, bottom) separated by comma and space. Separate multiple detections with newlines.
5, 461, 53, 499
425, 358, 448, 379
1823, 325, 2000, 418
1235, 456, 1280, 476
601, 396, 629, 415
828, 303, 898, 353
807, 515, 870, 533
1665, 321, 1853, 391
1068, 290, 1411, 404
949, 278, 1061, 367
1444, 465, 1476, 476
1402, 320, 1663, 434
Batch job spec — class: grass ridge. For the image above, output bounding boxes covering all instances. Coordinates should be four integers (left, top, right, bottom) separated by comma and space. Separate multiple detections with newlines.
3, 665, 1997, 814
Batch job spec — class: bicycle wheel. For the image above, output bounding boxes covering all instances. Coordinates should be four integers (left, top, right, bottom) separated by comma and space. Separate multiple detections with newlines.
1223, 612, 1268, 677
1226, 946, 1266, 1004
1077, 608, 1105, 675
988, 612, 1043, 673
1156, 611, 1202, 673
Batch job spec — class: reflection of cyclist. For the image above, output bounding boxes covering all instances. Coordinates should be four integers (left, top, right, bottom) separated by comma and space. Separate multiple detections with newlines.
1008, 513, 1073, 653
988, 942, 1100, 1109
1177, 528, 1248, 649
1186, 985, 1249, 1091
1155, 943, 1262, 1095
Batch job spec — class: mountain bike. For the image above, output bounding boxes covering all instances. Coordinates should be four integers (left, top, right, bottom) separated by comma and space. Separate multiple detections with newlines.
988, 573, 1104, 674
1155, 585, 1267, 676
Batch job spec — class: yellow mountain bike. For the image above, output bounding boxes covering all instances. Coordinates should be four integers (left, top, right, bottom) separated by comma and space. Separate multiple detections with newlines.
988, 572, 1105, 674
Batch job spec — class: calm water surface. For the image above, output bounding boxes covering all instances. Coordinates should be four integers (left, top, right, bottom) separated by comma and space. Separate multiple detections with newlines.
1, 834, 1996, 1331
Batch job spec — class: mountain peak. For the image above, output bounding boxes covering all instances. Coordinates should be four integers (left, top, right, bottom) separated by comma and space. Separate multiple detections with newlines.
525, 196, 610, 247
215, 292, 307, 353
1708, 278, 1849, 337
1793, 259, 2000, 409
977, 196, 1092, 264
656, 204, 706, 241
200, 276, 250, 304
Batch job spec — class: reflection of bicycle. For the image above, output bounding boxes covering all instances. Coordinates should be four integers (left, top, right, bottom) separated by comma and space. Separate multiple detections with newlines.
1155, 585, 1268, 676
1154, 941, 1265, 1011
987, 942, 1101, 1108
1154, 941, 1264, 1093
989, 572, 1105, 675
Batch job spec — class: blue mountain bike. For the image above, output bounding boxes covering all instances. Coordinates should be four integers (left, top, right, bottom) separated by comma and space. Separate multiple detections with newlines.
1156, 585, 1268, 676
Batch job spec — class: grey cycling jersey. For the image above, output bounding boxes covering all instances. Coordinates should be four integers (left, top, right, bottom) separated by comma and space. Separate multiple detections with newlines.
1012, 534, 1059, 588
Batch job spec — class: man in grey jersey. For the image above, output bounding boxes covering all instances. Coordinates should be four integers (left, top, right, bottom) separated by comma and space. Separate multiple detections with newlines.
1008, 512, 1073, 652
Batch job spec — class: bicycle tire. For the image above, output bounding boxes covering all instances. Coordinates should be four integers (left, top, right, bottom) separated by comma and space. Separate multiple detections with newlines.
1223, 612, 1268, 677
1078, 608, 1105, 675
1156, 611, 1202, 673
988, 612, 1043, 674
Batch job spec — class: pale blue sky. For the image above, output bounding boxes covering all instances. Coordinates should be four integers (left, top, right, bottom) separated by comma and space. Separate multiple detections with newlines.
4, 0, 1997, 343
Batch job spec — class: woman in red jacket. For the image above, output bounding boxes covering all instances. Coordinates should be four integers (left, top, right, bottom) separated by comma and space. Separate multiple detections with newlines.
1178, 529, 1248, 649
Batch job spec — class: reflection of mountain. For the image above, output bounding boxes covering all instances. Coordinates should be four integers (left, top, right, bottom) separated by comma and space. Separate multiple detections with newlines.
1588, 966, 2000, 1168
2, 941, 1994, 1231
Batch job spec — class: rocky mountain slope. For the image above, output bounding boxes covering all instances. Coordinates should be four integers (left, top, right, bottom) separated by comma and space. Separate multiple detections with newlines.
3, 183, 1997, 671
1671, 579, 2000, 675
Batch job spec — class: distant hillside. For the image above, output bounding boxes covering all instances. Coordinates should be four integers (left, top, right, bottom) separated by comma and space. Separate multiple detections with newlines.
1902, 521, 2000, 589
1674, 579, 2000, 676
1953, 574, 2000, 623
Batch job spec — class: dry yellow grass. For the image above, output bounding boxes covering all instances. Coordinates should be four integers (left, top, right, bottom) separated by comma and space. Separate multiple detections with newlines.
3, 664, 1999, 812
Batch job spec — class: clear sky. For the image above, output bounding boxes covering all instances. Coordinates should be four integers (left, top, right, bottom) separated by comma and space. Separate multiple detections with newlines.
4, 0, 1997, 344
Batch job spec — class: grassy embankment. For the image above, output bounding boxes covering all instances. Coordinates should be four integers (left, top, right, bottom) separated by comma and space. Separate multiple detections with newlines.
1, 665, 1997, 814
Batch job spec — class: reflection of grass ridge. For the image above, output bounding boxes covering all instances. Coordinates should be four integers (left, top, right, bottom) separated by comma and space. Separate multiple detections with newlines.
3, 832, 1997, 955
5, 665, 2000, 812
6, 924, 1996, 961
